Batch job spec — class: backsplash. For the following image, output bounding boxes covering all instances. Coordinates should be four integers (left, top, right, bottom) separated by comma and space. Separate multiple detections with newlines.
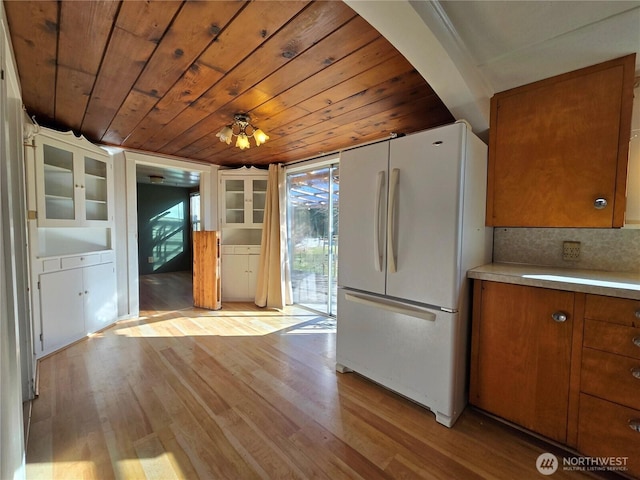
493, 228, 640, 273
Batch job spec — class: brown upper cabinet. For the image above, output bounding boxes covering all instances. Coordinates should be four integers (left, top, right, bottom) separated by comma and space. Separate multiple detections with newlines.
486, 54, 636, 227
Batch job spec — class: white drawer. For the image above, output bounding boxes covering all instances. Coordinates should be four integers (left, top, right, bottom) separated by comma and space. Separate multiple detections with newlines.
100, 251, 114, 263
42, 258, 61, 273
221, 245, 261, 255
61, 253, 100, 269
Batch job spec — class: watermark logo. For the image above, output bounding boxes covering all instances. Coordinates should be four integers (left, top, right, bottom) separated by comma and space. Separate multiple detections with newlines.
536, 453, 559, 475
536, 452, 629, 475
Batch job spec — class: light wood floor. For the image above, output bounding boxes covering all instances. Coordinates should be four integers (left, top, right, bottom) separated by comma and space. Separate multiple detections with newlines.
26, 271, 608, 479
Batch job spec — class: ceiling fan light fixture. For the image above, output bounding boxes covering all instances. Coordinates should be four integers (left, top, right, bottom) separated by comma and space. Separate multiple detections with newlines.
217, 113, 268, 150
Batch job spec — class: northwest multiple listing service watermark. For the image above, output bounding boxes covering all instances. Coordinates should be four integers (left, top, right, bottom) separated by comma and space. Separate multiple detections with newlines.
536, 452, 629, 475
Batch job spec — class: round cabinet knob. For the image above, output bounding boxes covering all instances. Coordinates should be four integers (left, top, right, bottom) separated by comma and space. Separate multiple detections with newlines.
593, 198, 608, 209
551, 311, 568, 322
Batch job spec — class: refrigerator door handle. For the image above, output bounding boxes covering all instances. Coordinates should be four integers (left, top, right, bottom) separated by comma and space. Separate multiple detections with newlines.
374, 170, 385, 271
345, 292, 436, 321
387, 168, 400, 273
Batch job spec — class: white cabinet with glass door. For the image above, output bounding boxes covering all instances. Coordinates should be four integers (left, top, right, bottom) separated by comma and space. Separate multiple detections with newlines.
35, 129, 113, 227
219, 166, 267, 228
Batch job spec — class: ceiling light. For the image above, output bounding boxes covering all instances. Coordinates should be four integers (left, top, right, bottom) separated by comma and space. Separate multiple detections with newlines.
216, 114, 269, 150
149, 175, 164, 184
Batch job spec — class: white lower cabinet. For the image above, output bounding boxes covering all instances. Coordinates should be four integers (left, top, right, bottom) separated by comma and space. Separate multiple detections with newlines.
40, 268, 85, 354
83, 262, 117, 333
39, 259, 116, 355
221, 246, 260, 301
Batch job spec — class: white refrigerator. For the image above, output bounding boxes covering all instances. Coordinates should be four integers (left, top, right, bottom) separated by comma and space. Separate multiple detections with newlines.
336, 121, 492, 427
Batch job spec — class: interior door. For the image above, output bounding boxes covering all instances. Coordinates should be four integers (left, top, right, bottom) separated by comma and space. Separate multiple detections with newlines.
386, 124, 464, 308
337, 142, 389, 295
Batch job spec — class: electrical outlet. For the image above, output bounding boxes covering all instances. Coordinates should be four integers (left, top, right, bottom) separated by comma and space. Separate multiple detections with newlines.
148, 256, 155, 263
562, 241, 581, 261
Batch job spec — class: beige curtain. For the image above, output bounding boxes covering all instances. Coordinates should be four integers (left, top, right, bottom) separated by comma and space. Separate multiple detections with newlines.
255, 164, 292, 308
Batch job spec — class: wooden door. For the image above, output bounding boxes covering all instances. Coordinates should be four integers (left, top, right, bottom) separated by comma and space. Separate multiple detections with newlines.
487, 54, 635, 227
469, 281, 574, 442
193, 231, 221, 310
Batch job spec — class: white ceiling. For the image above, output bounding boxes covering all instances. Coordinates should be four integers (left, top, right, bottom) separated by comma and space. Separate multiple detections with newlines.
348, 0, 640, 137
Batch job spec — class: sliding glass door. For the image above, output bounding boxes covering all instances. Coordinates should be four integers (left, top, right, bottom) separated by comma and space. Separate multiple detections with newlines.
287, 163, 339, 315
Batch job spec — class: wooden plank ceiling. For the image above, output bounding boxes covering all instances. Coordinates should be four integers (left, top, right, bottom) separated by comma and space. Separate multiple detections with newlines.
4, 0, 454, 167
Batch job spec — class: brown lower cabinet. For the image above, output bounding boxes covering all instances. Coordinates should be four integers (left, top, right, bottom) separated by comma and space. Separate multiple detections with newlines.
470, 280, 640, 478
469, 281, 575, 443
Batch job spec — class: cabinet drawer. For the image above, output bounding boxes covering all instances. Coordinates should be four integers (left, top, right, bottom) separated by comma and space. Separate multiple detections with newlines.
581, 348, 640, 410
235, 246, 260, 254
585, 295, 640, 327
61, 253, 100, 269
222, 245, 261, 255
584, 319, 640, 360
577, 394, 640, 478
100, 251, 114, 263
42, 258, 61, 272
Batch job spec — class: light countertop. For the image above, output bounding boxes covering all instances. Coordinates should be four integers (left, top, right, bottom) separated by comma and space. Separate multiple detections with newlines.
468, 263, 640, 300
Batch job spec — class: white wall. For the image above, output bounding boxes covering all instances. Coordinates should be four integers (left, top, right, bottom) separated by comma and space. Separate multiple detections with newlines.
0, 2, 27, 478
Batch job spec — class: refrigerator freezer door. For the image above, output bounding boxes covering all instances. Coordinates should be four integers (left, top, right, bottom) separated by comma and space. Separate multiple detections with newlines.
386, 124, 465, 309
337, 141, 389, 295
336, 289, 467, 427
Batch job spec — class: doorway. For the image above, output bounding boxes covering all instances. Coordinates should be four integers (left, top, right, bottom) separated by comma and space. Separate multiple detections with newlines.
286, 163, 339, 316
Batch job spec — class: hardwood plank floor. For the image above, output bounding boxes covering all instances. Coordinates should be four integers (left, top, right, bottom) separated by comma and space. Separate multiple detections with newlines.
27, 272, 614, 479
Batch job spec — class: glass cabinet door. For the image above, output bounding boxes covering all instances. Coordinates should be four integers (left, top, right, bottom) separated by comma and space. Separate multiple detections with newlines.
42, 144, 76, 220
252, 179, 267, 224
83, 156, 108, 221
224, 179, 246, 224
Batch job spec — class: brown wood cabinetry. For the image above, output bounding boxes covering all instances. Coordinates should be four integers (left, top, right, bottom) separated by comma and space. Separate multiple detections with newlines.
486, 54, 635, 227
469, 281, 575, 442
471, 282, 640, 476
578, 295, 640, 477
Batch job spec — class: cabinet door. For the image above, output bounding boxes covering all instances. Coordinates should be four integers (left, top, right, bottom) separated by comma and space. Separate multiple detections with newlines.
469, 281, 574, 442
247, 254, 260, 300
221, 178, 246, 226
221, 254, 249, 300
251, 178, 268, 226
83, 262, 117, 334
36, 139, 79, 224
487, 55, 635, 227
40, 268, 85, 354
83, 154, 110, 222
